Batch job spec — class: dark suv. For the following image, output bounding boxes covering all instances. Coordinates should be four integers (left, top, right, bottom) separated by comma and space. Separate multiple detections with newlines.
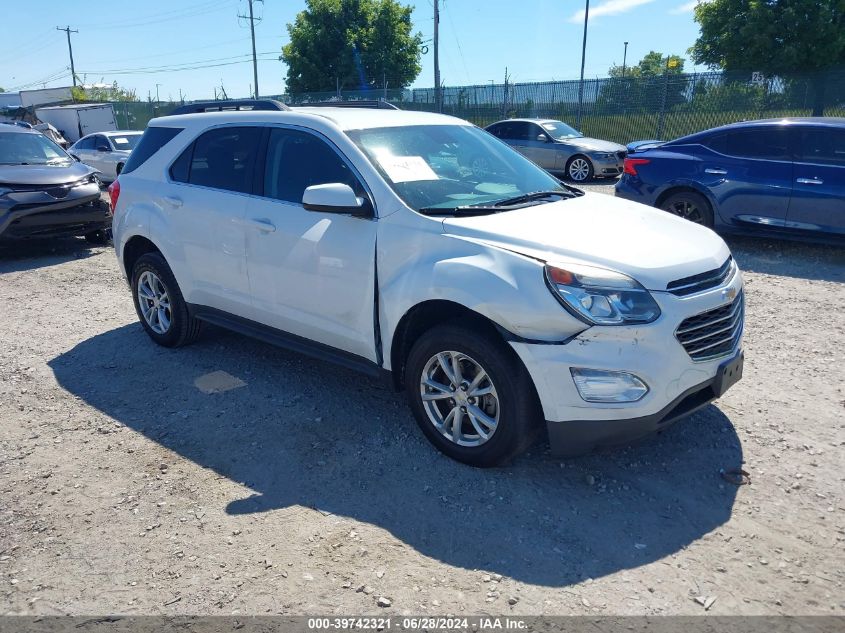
0, 125, 111, 243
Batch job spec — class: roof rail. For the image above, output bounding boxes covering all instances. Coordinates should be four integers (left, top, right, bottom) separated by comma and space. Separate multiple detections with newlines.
292, 100, 399, 110
166, 99, 291, 116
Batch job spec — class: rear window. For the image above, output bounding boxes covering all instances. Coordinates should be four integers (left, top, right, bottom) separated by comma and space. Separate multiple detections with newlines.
120, 127, 183, 175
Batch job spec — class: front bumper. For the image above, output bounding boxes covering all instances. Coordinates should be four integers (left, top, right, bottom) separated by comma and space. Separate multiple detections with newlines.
591, 155, 624, 177
510, 268, 744, 455
0, 183, 108, 240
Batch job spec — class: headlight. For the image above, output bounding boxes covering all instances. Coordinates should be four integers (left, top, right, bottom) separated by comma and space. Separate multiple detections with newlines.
545, 263, 661, 325
593, 152, 616, 159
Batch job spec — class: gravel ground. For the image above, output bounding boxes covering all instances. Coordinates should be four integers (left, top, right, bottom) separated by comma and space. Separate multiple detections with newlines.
0, 185, 843, 617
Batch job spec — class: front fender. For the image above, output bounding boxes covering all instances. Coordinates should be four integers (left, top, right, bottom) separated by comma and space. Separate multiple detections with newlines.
378, 228, 587, 371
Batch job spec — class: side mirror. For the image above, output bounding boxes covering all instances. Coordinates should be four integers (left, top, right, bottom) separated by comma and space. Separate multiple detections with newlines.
97, 145, 110, 152
302, 183, 373, 218
537, 134, 550, 143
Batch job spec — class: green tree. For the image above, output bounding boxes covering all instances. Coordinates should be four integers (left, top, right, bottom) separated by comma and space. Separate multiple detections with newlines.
282, 0, 422, 94
597, 51, 687, 114
691, 0, 845, 115
72, 81, 138, 102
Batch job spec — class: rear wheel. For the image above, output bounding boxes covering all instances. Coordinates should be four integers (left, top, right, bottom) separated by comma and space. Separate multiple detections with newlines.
131, 252, 202, 347
660, 190, 714, 227
405, 324, 539, 467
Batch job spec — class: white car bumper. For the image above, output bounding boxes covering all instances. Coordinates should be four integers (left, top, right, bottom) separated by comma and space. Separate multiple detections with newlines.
510, 269, 744, 455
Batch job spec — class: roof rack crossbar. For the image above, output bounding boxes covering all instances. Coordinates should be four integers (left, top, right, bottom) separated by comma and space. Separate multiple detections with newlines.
166, 99, 291, 116
291, 100, 399, 110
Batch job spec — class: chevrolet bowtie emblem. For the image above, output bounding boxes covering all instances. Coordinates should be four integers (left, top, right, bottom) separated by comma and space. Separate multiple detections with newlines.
722, 287, 737, 302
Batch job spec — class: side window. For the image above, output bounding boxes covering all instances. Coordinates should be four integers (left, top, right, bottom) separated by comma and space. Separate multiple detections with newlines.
169, 144, 192, 183
496, 122, 517, 139
797, 128, 845, 166
487, 123, 503, 138
94, 135, 109, 150
75, 136, 95, 150
510, 122, 533, 141
263, 128, 362, 204
187, 127, 263, 194
529, 123, 546, 141
709, 128, 789, 160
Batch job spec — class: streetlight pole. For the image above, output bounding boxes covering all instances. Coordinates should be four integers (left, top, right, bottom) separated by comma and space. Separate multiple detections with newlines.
576, 0, 590, 129
622, 41, 629, 78
433, 0, 441, 113
155, 83, 161, 103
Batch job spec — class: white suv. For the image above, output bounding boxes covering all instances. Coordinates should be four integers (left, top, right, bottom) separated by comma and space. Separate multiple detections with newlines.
110, 103, 744, 466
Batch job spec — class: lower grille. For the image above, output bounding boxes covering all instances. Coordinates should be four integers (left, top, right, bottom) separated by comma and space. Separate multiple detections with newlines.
675, 292, 744, 361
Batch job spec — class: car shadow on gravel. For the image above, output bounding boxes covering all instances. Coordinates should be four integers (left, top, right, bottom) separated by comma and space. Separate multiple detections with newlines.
726, 236, 844, 283
50, 323, 743, 588
0, 237, 106, 273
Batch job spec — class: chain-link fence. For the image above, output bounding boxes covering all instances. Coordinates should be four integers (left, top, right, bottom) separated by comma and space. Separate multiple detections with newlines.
107, 68, 845, 145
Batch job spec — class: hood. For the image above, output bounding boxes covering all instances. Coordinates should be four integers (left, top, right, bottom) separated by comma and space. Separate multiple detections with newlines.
0, 161, 96, 186
441, 193, 730, 291
561, 137, 626, 153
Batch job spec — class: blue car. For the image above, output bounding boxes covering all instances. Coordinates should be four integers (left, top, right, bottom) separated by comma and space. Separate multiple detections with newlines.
615, 118, 845, 244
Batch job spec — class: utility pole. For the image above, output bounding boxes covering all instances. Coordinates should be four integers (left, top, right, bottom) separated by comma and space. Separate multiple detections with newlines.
576, 0, 589, 129
239, 0, 262, 99
433, 0, 441, 112
56, 26, 79, 86
622, 41, 629, 78
155, 83, 161, 103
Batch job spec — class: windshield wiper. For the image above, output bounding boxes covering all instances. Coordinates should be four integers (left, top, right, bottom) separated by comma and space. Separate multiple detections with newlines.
486, 190, 574, 207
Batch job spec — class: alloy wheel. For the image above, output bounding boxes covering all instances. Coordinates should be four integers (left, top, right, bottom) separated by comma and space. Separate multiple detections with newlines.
137, 270, 172, 334
665, 199, 705, 224
419, 350, 500, 447
568, 157, 591, 182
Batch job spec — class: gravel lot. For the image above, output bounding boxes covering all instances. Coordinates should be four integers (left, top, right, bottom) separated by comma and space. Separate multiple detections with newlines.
1, 183, 843, 616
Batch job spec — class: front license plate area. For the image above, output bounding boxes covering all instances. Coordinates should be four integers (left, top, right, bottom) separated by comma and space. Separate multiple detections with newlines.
714, 351, 744, 397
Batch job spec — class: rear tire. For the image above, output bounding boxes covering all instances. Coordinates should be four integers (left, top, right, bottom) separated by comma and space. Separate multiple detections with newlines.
130, 252, 202, 348
405, 324, 540, 467
116, 163, 124, 177
660, 190, 714, 227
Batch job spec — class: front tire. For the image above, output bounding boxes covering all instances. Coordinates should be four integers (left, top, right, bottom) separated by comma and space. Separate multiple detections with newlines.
405, 325, 539, 467
130, 252, 202, 347
84, 229, 110, 245
566, 155, 594, 182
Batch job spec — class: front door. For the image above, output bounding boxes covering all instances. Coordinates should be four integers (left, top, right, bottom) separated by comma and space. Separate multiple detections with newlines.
787, 126, 845, 236
245, 127, 378, 361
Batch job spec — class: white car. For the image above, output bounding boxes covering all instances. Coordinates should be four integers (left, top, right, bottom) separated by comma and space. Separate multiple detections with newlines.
110, 105, 744, 466
70, 130, 143, 182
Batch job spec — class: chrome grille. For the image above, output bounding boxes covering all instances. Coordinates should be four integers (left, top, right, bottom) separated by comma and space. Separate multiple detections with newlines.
667, 257, 735, 296
675, 292, 744, 361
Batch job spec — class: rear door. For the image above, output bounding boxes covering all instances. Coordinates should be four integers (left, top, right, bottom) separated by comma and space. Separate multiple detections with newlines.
166, 125, 261, 317
787, 126, 845, 236
700, 127, 793, 229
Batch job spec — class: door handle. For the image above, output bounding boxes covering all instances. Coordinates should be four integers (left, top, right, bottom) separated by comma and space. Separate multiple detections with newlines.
796, 177, 823, 185
705, 168, 727, 175
163, 196, 182, 208
244, 218, 276, 233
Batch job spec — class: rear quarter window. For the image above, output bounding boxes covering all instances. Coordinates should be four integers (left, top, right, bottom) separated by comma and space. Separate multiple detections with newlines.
120, 126, 183, 175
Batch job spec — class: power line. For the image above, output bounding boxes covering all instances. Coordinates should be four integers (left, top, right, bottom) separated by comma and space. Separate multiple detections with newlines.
56, 26, 79, 86
78, 55, 279, 77
79, 51, 279, 75
84, 0, 235, 30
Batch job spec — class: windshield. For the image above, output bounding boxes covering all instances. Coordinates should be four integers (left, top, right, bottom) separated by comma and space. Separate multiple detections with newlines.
0, 132, 71, 165
346, 124, 569, 213
539, 121, 583, 140
110, 134, 142, 151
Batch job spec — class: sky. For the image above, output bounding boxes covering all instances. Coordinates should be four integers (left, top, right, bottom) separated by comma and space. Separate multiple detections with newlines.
0, 0, 710, 101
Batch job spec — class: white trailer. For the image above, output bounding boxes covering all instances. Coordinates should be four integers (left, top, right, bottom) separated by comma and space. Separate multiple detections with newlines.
34, 103, 117, 142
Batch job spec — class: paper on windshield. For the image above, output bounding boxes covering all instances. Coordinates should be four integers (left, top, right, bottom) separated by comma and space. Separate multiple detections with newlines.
113, 137, 129, 145
377, 155, 438, 183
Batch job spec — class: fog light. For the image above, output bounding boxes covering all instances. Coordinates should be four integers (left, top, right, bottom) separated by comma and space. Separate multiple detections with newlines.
570, 368, 649, 403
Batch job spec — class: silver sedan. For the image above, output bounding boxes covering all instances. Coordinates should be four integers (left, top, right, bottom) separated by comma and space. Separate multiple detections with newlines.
484, 118, 627, 183
69, 131, 143, 182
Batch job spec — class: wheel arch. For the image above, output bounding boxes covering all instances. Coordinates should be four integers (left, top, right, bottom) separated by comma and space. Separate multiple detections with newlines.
389, 299, 512, 391
654, 182, 720, 221
122, 235, 162, 283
